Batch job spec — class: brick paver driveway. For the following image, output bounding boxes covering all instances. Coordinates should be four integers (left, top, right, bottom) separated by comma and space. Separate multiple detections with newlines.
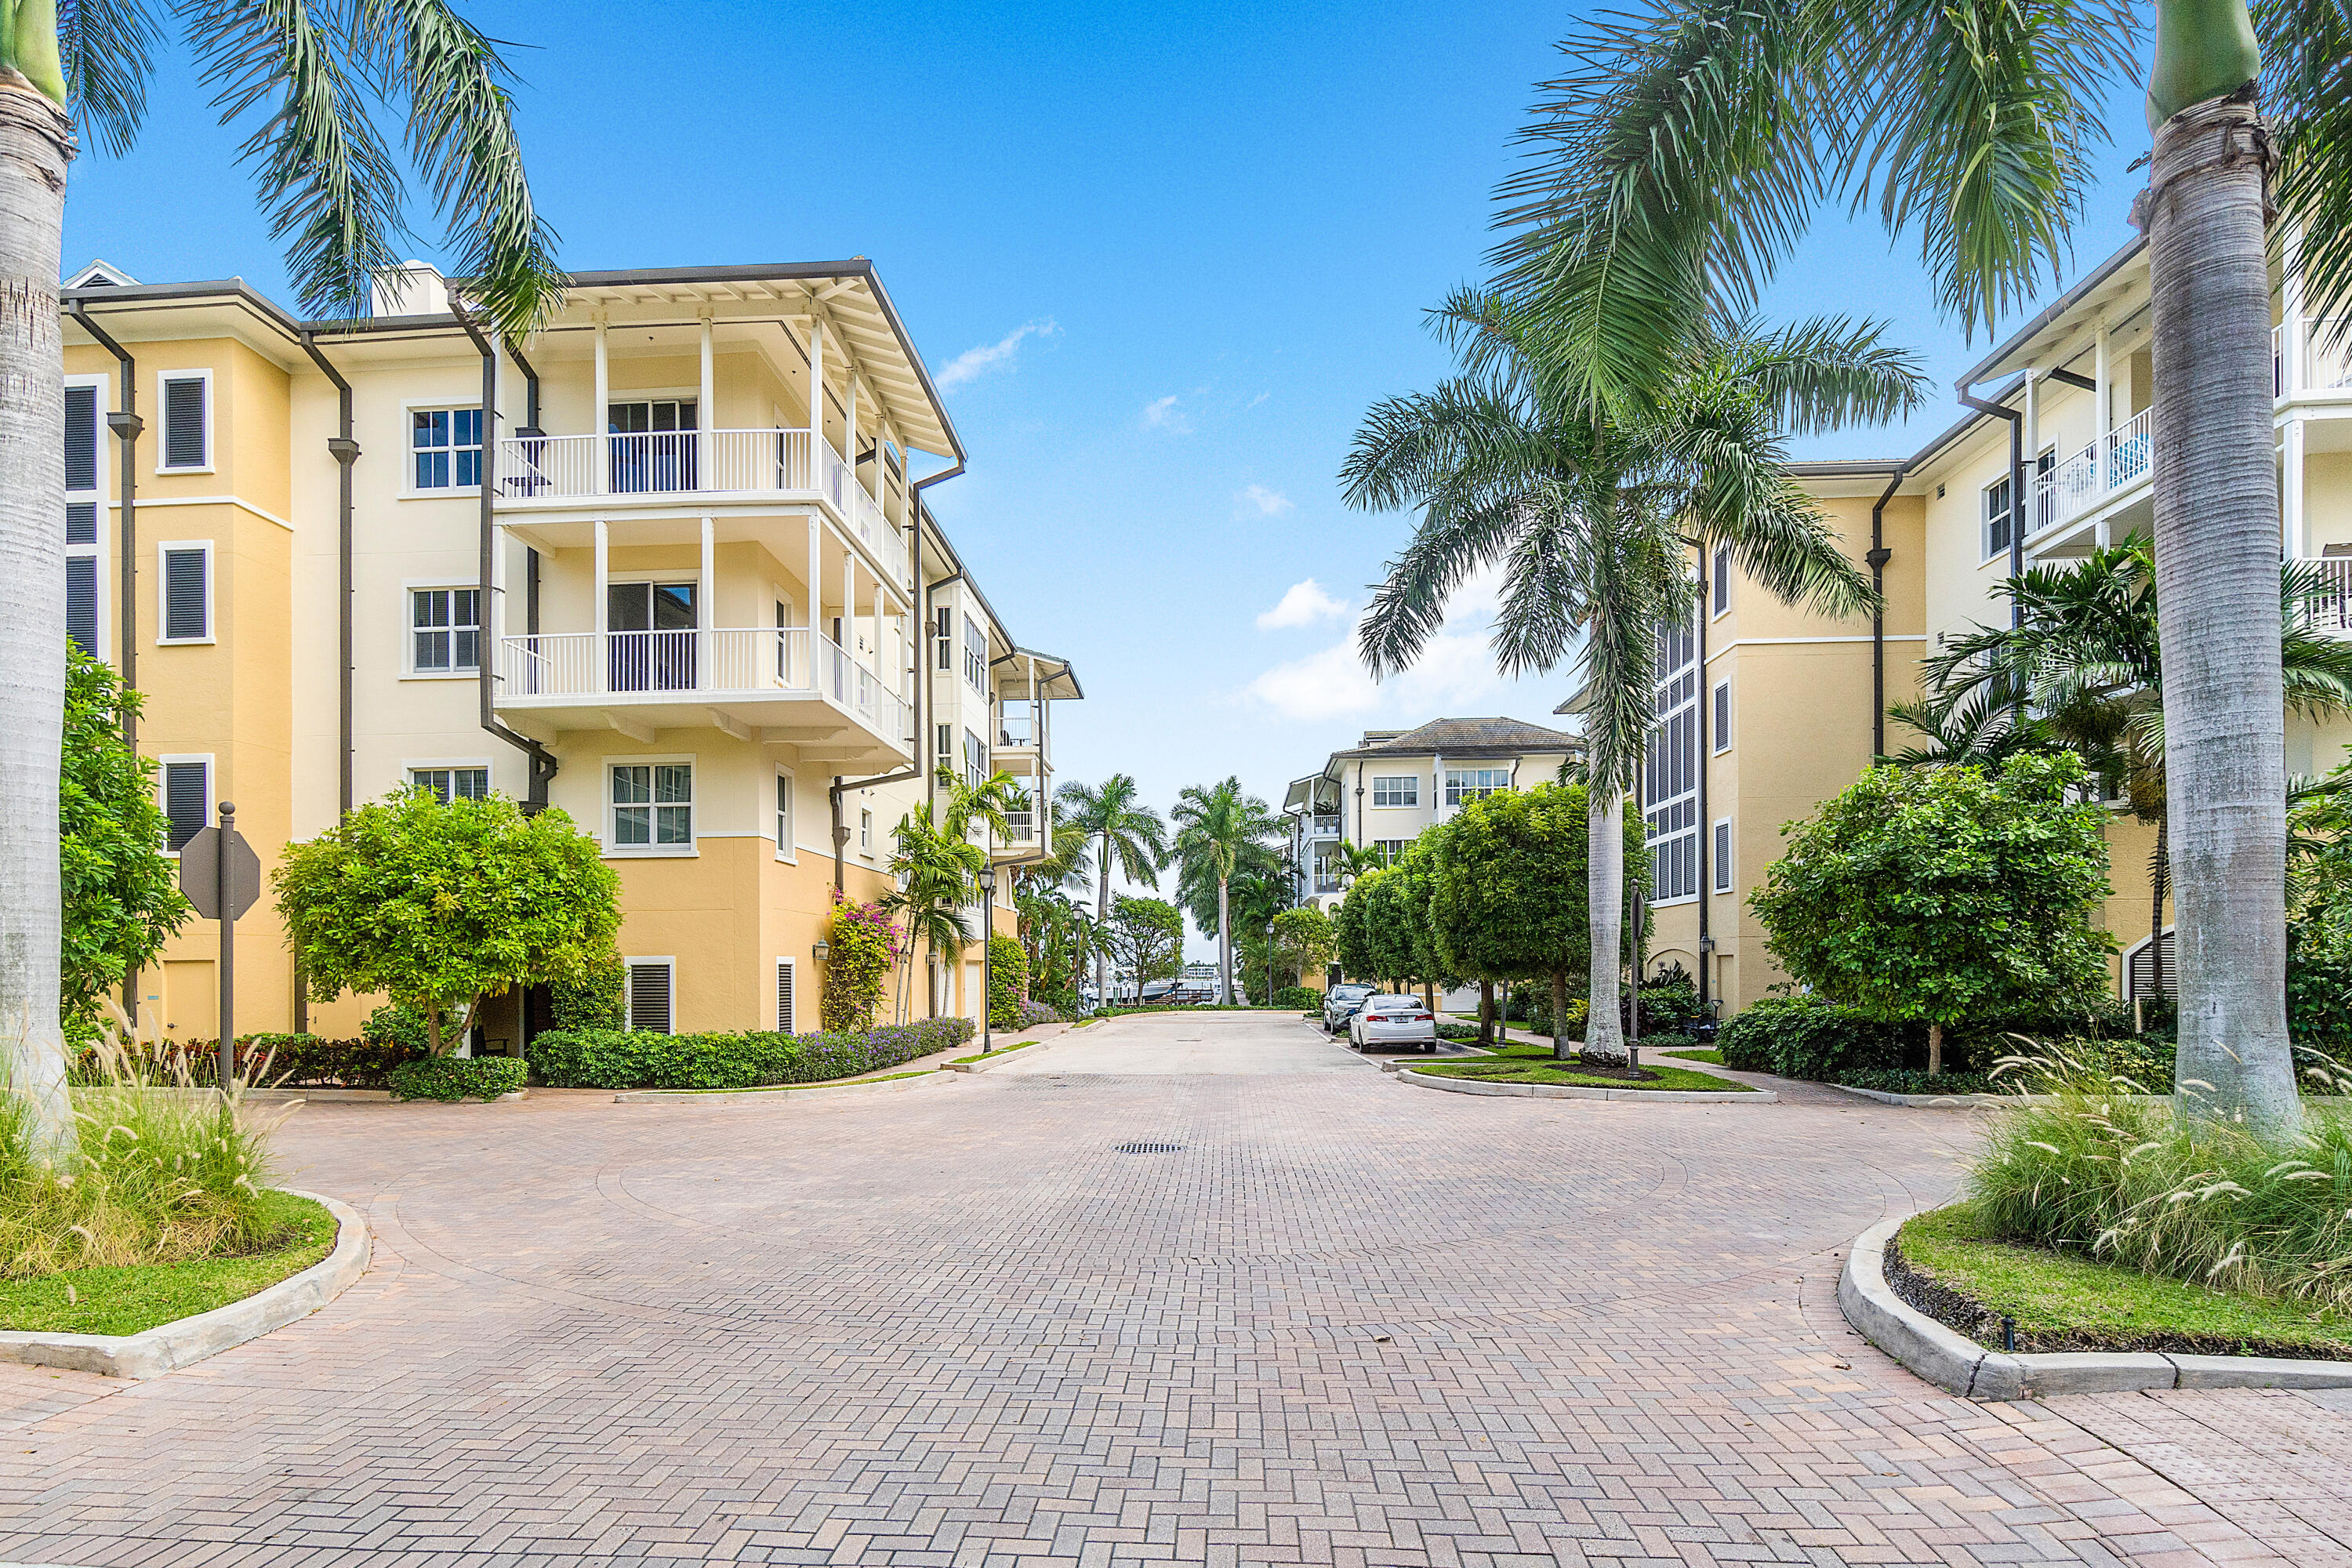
6, 1010, 2352, 1566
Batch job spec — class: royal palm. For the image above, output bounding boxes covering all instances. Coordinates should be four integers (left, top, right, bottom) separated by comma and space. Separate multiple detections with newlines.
1171, 778, 1284, 1006
1054, 775, 1168, 1011
0, 0, 561, 1156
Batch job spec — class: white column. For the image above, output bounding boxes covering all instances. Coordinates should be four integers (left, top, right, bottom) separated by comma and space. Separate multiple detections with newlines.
699, 516, 715, 691
807, 515, 822, 655
844, 547, 858, 659
2022, 368, 2040, 536
1432, 753, 1444, 825
2093, 321, 2111, 442
846, 376, 862, 492
593, 319, 610, 495
2285, 225, 2307, 401
2287, 419, 2308, 559
593, 518, 610, 693
698, 314, 716, 481
808, 318, 826, 455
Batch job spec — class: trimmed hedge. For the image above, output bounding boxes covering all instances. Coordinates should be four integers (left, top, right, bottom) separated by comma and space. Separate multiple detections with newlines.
76, 1033, 426, 1089
1719, 993, 2145, 1081
390, 1056, 528, 1102
1271, 985, 1320, 1011
525, 1017, 975, 1091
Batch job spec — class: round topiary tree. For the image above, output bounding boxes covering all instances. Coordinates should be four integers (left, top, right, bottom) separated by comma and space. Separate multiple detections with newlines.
1750, 754, 2114, 1077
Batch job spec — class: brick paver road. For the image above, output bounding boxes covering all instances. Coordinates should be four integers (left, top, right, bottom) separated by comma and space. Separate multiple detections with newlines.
5, 1010, 2351, 1566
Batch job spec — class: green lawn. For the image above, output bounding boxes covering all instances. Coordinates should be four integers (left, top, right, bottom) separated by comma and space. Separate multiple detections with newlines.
1415, 1056, 1756, 1092
0, 1189, 338, 1338
1897, 1201, 2352, 1357
1663, 1047, 1726, 1065
950, 1039, 1040, 1065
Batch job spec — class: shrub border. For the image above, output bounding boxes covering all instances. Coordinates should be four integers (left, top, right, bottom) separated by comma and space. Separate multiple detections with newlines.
0, 1189, 370, 1380
1838, 1213, 2352, 1398
1396, 1067, 1776, 1104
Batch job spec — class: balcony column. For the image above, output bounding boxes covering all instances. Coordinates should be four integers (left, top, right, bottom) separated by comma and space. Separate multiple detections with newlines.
698, 312, 715, 481
808, 318, 826, 455
846, 375, 861, 495
2287, 419, 2307, 558
593, 318, 610, 496
2093, 318, 2111, 447
593, 518, 610, 694
807, 514, 823, 669
699, 515, 715, 693
2285, 225, 2307, 400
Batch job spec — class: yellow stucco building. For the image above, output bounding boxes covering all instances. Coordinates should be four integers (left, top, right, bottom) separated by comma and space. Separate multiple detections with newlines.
1623, 233, 2352, 1022
60, 256, 1074, 1047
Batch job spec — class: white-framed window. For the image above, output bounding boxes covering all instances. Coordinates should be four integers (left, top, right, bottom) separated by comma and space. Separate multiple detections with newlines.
608, 759, 694, 853
1643, 612, 1700, 903
1711, 543, 1731, 617
964, 728, 987, 789
1713, 817, 1733, 894
1371, 775, 1417, 808
859, 808, 874, 853
1983, 473, 2016, 561
158, 540, 212, 643
775, 956, 797, 1033
158, 755, 212, 853
1443, 768, 1508, 808
158, 371, 211, 472
964, 614, 988, 691
935, 606, 953, 672
625, 958, 674, 1033
409, 406, 482, 490
410, 767, 488, 803
1373, 838, 1408, 864
774, 771, 796, 862
408, 586, 480, 673
1712, 680, 1732, 753
65, 376, 103, 657
935, 722, 953, 780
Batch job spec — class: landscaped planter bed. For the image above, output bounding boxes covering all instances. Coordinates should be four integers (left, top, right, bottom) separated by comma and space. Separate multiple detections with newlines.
1399, 1067, 1773, 1103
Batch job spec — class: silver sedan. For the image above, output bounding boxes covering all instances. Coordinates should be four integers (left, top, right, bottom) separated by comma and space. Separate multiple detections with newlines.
1349, 994, 1438, 1051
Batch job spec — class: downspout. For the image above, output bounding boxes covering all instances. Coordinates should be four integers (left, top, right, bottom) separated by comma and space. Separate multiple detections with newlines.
505, 339, 542, 434
1958, 387, 2026, 626
924, 561, 966, 816
1867, 466, 1906, 758
1693, 550, 1708, 1018
299, 332, 360, 816
69, 304, 139, 745
452, 303, 558, 809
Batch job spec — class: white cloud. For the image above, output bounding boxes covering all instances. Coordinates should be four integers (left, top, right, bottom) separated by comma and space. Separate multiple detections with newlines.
1255, 578, 1347, 630
1141, 394, 1190, 433
1236, 484, 1292, 517
936, 319, 1056, 390
1239, 564, 1540, 720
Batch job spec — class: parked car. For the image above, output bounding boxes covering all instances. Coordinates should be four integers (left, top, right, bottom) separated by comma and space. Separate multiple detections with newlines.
1349, 994, 1438, 1052
1323, 983, 1375, 1033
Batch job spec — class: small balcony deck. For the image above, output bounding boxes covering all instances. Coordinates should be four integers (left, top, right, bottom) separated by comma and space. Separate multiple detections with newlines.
494, 626, 911, 762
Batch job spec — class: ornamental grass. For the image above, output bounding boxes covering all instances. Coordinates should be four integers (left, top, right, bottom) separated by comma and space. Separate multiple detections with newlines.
1970, 1044, 2352, 1316
0, 1004, 289, 1279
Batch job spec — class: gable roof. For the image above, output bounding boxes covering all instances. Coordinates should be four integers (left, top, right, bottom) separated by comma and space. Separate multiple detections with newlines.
1327, 716, 1581, 764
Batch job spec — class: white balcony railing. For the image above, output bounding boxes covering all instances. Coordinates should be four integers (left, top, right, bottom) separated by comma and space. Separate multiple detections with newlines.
497, 626, 909, 745
2307, 557, 2352, 637
494, 427, 910, 586
2031, 405, 2153, 535
2310, 318, 2352, 394
1309, 814, 1341, 838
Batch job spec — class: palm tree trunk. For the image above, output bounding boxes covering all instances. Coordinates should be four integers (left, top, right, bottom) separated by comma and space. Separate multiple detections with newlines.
1584, 790, 1628, 1065
2151, 813, 2169, 1004
1549, 969, 1569, 1059
2143, 93, 2299, 1131
0, 75, 78, 1162
1216, 875, 1232, 1004
1095, 832, 1112, 1011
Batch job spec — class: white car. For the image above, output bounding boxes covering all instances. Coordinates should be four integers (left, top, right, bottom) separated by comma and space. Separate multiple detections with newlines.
1323, 983, 1376, 1033
1349, 994, 1438, 1052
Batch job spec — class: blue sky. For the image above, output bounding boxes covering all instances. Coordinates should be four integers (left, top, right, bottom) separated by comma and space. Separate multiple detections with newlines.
64, 1, 2150, 948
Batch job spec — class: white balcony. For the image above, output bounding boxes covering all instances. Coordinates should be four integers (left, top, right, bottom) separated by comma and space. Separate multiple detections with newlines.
495, 428, 911, 590
2308, 557, 2352, 639
495, 626, 911, 758
2031, 406, 2152, 536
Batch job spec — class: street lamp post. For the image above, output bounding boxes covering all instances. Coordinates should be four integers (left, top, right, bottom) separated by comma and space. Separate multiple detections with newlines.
1266, 918, 1276, 1010
977, 866, 998, 1053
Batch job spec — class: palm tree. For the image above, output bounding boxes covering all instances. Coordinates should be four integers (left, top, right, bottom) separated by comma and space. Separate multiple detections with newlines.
1904, 543, 2352, 1022
1171, 778, 1286, 1005
1054, 775, 1168, 1011
0, 1, 562, 1158
1345, 301, 1908, 1062
884, 801, 985, 1020
1501, 0, 2341, 1127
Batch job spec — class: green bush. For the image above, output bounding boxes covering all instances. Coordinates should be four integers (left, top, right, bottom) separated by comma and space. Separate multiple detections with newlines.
363, 1004, 430, 1054
550, 948, 626, 1029
987, 934, 1029, 1029
389, 1056, 528, 1102
78, 1033, 424, 1089
822, 900, 902, 1032
526, 1018, 974, 1091
2290, 913, 2352, 1051
1272, 985, 1319, 1011
1718, 993, 2144, 1081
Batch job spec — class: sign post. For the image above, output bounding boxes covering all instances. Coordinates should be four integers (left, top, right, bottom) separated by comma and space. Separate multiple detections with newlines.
179, 802, 263, 1094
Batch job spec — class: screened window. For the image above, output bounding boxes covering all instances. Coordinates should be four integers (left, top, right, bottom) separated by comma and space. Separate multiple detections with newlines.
1371, 775, 1417, 808
626, 961, 673, 1032
1643, 612, 1700, 902
411, 768, 488, 803
1443, 768, 1508, 808
65, 382, 100, 655
411, 408, 482, 489
410, 587, 480, 672
1711, 544, 1731, 616
160, 375, 208, 470
775, 773, 795, 859
160, 544, 209, 642
1713, 681, 1732, 753
1984, 474, 2015, 561
1713, 818, 1733, 894
612, 762, 693, 849
162, 758, 209, 852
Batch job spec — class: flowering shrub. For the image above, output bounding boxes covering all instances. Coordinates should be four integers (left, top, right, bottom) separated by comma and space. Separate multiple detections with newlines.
527, 1017, 975, 1091
1014, 997, 1060, 1029
822, 897, 905, 1033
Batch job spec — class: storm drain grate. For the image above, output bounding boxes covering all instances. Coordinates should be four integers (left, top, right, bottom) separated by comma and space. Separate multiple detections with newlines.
1115, 1141, 1185, 1155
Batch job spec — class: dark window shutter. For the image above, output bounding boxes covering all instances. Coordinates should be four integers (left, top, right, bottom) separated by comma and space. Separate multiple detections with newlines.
66, 502, 97, 546
628, 963, 673, 1033
162, 547, 208, 640
777, 960, 794, 1033
65, 555, 97, 655
164, 760, 208, 851
2128, 931, 2177, 1000
64, 384, 97, 492
162, 377, 207, 469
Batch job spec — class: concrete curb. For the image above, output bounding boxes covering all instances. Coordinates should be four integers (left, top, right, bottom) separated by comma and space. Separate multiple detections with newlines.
1838, 1214, 2352, 1397
1396, 1068, 1776, 1104
613, 1071, 944, 1104
0, 1189, 370, 1380
944, 1044, 1047, 1073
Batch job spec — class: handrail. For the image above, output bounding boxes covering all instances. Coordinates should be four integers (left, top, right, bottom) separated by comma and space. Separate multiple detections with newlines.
495, 626, 909, 743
